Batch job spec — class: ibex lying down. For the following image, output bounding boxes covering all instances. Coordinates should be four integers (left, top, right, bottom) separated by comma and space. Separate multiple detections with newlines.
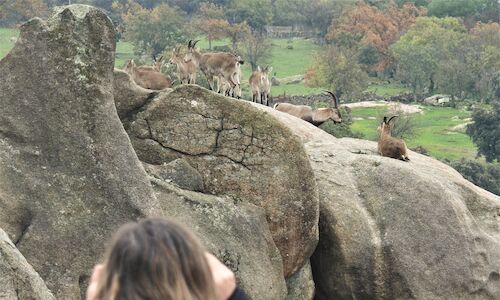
123, 59, 171, 90
137, 55, 164, 72
184, 40, 243, 93
378, 116, 410, 161
274, 91, 342, 126
249, 66, 272, 106
169, 47, 197, 84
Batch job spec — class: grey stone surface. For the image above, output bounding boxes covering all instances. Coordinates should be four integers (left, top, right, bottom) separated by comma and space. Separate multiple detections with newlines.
0, 5, 160, 298
125, 85, 320, 277
143, 158, 205, 192
256, 105, 500, 299
0, 229, 55, 300
151, 177, 287, 300
286, 260, 315, 300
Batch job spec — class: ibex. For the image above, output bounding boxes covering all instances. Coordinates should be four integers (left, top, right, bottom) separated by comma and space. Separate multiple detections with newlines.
274, 91, 342, 126
184, 40, 243, 93
134, 55, 164, 72
378, 116, 410, 161
123, 59, 171, 90
169, 47, 197, 84
219, 59, 242, 98
249, 66, 272, 106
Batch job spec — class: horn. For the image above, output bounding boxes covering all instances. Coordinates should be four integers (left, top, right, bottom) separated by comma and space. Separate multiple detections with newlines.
192, 40, 200, 47
324, 91, 338, 108
388, 115, 398, 123
153, 54, 157, 62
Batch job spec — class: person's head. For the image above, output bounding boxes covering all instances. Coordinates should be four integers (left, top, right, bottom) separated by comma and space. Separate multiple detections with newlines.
95, 218, 217, 300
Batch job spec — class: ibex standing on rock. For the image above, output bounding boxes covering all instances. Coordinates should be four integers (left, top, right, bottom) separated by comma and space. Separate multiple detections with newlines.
249, 66, 272, 106
184, 40, 243, 94
169, 47, 197, 84
274, 91, 342, 126
123, 59, 171, 90
378, 116, 410, 161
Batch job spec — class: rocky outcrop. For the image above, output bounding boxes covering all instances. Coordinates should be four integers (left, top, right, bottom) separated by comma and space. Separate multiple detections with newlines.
0, 229, 55, 300
151, 178, 287, 299
0, 5, 161, 298
256, 105, 500, 299
122, 84, 319, 277
143, 159, 205, 192
285, 261, 315, 300
113, 68, 158, 123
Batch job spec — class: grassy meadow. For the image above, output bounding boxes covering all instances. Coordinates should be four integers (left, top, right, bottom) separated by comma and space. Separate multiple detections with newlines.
0, 27, 477, 161
350, 105, 476, 160
0, 28, 18, 59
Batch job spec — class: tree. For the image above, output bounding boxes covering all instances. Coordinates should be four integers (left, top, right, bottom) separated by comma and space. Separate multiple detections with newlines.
272, 0, 307, 26
305, 45, 369, 101
327, 2, 425, 72
449, 159, 500, 195
240, 31, 272, 71
466, 103, 500, 162
391, 17, 467, 96
0, 0, 48, 26
193, 3, 229, 50
123, 4, 188, 56
470, 22, 500, 101
225, 21, 251, 51
226, 0, 273, 33
303, 0, 348, 39
428, 0, 499, 23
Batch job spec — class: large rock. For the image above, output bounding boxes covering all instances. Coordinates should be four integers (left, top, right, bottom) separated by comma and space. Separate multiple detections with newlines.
285, 261, 315, 300
122, 84, 319, 277
112, 68, 160, 128
0, 229, 55, 300
257, 106, 500, 299
151, 177, 287, 299
0, 5, 160, 298
143, 159, 205, 192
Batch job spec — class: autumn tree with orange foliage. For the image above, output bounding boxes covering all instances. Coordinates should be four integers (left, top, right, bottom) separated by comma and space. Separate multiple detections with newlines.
326, 3, 426, 72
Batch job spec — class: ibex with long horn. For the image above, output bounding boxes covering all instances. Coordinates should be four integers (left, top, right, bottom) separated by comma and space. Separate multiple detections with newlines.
274, 91, 342, 126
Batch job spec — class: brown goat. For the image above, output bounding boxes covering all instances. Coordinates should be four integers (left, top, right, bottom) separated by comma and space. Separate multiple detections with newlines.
169, 47, 197, 84
123, 59, 171, 90
378, 116, 410, 161
136, 55, 164, 72
249, 66, 272, 105
184, 40, 243, 92
274, 91, 342, 126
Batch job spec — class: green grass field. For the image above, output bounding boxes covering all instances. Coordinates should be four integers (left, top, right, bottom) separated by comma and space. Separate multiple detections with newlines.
350, 105, 476, 160
0, 28, 18, 59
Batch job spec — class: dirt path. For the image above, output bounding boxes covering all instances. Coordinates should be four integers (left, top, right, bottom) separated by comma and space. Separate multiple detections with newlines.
344, 101, 423, 114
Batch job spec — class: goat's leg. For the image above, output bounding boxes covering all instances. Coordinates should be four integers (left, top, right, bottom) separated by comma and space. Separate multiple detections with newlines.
207, 75, 214, 90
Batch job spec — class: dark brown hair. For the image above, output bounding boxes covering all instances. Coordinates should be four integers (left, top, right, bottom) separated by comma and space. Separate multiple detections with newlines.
95, 218, 217, 300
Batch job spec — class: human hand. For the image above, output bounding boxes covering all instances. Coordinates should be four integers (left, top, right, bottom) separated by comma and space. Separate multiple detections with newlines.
86, 264, 104, 300
205, 252, 236, 300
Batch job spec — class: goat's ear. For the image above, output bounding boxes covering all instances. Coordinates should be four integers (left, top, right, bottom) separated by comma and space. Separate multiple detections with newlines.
383, 116, 388, 124
257, 66, 261, 72
188, 40, 192, 48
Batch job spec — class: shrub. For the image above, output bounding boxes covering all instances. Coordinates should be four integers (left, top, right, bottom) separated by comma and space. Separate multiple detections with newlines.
448, 159, 500, 196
